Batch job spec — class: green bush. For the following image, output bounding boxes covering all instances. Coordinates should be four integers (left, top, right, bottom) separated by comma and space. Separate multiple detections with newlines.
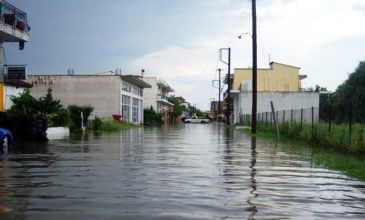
8, 88, 69, 127
68, 105, 94, 132
89, 118, 137, 132
144, 107, 163, 125
90, 116, 103, 131
51, 109, 70, 127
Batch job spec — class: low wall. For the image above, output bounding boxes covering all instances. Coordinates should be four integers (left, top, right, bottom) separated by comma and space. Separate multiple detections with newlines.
47, 127, 70, 140
233, 92, 319, 124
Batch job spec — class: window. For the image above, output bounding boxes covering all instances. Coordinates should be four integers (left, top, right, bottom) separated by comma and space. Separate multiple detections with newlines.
157, 102, 163, 113
132, 98, 139, 123
122, 83, 131, 92
122, 95, 130, 122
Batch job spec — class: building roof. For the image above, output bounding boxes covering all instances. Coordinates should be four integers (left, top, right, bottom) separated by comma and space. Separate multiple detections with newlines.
234, 61, 301, 71
5, 79, 32, 88
269, 61, 301, 70
121, 75, 152, 88
28, 73, 152, 88
156, 79, 174, 92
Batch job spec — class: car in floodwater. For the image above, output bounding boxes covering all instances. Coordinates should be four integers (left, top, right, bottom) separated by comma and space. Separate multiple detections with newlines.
0, 128, 12, 155
184, 116, 211, 124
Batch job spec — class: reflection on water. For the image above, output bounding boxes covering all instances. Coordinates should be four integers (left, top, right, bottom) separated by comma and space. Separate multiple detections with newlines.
0, 124, 365, 219
247, 136, 257, 219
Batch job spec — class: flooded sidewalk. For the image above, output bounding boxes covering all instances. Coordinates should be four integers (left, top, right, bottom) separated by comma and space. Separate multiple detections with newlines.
1, 124, 365, 219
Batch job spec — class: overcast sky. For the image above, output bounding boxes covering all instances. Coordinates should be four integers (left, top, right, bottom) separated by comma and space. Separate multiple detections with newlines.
6, 0, 365, 110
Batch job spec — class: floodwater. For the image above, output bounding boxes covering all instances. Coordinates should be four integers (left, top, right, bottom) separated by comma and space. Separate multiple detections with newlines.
1, 124, 365, 219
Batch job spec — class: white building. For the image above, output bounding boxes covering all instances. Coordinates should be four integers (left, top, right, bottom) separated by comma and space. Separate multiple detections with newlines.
142, 77, 174, 124
28, 73, 151, 124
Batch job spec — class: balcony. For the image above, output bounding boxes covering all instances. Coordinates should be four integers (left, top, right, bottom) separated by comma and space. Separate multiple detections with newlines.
157, 79, 174, 93
156, 94, 174, 106
0, 1, 30, 43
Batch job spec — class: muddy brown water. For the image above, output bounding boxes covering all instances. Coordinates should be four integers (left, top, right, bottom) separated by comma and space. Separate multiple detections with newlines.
1, 124, 364, 219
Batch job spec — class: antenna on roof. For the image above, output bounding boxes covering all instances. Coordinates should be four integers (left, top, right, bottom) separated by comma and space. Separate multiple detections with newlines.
67, 68, 74, 75
115, 68, 122, 75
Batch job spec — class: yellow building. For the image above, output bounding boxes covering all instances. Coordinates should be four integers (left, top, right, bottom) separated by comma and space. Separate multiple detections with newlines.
230, 62, 307, 92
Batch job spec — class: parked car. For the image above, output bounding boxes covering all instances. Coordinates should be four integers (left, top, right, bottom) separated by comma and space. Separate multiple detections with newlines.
184, 116, 210, 124
0, 128, 12, 154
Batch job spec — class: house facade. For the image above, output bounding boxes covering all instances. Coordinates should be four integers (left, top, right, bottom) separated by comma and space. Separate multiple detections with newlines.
229, 62, 307, 92
0, 0, 31, 111
27, 74, 151, 124
224, 62, 318, 124
142, 77, 174, 124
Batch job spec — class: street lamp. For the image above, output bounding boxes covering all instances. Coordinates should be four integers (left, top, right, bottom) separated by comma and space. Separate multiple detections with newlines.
238, 32, 251, 39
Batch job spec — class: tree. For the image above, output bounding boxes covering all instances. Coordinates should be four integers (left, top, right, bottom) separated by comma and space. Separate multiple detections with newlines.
169, 96, 184, 123
68, 105, 94, 131
315, 85, 327, 92
333, 61, 365, 122
38, 88, 63, 116
8, 89, 38, 115
8, 88, 69, 127
144, 106, 163, 125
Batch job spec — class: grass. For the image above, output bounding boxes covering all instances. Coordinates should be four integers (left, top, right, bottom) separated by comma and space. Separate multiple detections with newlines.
90, 117, 139, 132
311, 150, 365, 181
257, 122, 365, 154
237, 123, 365, 181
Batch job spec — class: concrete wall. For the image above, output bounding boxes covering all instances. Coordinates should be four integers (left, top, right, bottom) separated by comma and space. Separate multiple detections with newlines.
28, 75, 120, 119
233, 62, 300, 92
142, 77, 158, 111
233, 91, 319, 124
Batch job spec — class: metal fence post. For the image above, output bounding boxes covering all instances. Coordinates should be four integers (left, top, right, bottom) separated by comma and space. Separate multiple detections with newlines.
349, 102, 352, 143
329, 105, 332, 133
266, 112, 268, 126
311, 107, 314, 140
300, 108, 303, 131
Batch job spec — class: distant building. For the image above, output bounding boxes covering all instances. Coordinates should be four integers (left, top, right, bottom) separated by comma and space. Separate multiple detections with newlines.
210, 100, 224, 121
28, 73, 151, 124
142, 77, 174, 124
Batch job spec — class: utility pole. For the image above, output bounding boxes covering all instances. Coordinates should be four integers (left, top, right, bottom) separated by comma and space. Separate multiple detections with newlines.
251, 0, 258, 134
218, 68, 222, 121
212, 69, 223, 122
219, 47, 231, 125
227, 48, 231, 125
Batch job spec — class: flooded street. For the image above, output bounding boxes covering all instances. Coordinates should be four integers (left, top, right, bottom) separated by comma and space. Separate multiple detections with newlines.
1, 124, 365, 219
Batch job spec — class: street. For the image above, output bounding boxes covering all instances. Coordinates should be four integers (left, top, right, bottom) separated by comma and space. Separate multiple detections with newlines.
1, 123, 365, 219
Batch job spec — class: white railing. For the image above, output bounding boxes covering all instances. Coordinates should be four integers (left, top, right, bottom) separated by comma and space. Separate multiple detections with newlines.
0, 22, 29, 42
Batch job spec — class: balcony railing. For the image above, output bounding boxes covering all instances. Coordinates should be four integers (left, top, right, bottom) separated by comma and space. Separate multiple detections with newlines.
0, 1, 30, 43
1, 1, 30, 32
156, 94, 174, 106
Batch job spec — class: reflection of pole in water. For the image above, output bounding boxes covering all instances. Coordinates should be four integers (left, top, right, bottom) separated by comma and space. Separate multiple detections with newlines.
246, 136, 258, 218
224, 127, 233, 156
